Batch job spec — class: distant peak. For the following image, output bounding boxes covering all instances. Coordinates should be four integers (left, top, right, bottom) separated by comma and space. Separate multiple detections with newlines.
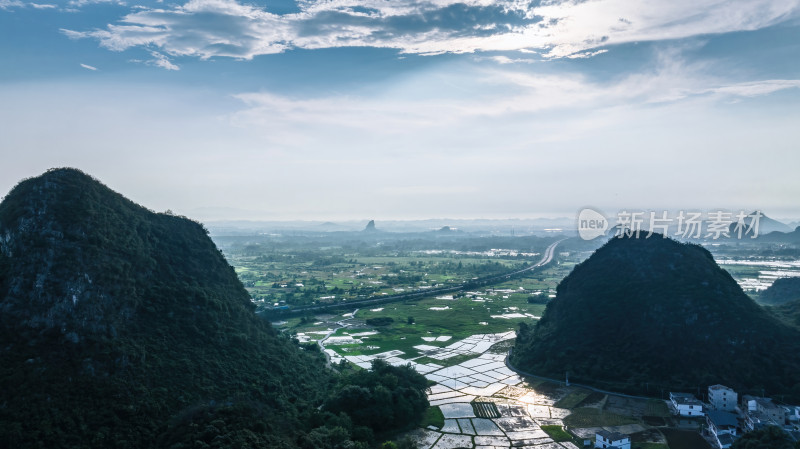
363, 219, 376, 232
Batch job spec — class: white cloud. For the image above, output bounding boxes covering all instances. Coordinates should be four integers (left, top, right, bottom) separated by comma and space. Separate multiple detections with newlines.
486, 55, 535, 64
706, 80, 800, 97
0, 0, 24, 9
531, 0, 800, 58
565, 50, 608, 59
62, 0, 800, 61
80, 63, 98, 70
68, 0, 125, 6
147, 51, 179, 70
30, 2, 57, 8
228, 54, 800, 156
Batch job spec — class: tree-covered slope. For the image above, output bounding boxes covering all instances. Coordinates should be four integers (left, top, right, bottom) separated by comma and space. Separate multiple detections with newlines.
0, 168, 333, 447
511, 235, 800, 400
759, 277, 800, 305
771, 298, 800, 330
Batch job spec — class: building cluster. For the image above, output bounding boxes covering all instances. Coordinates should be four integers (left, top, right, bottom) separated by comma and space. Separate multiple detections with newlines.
591, 385, 800, 449
665, 384, 800, 448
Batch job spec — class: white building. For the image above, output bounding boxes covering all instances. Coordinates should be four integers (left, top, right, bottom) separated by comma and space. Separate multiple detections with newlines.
670, 392, 705, 417
709, 385, 737, 412
595, 430, 631, 449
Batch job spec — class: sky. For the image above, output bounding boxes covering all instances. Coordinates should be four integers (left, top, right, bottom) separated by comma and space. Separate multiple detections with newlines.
1, 0, 800, 222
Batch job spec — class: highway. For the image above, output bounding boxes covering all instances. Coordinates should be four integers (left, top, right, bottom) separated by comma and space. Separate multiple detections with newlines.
265, 238, 567, 318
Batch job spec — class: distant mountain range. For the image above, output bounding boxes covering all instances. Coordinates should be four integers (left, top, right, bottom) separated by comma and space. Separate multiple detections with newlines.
203, 211, 800, 243
511, 235, 800, 401
733, 211, 792, 235
205, 217, 575, 235
757, 225, 800, 243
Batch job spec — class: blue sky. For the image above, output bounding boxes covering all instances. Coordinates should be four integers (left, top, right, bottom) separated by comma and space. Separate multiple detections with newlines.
1, 0, 800, 221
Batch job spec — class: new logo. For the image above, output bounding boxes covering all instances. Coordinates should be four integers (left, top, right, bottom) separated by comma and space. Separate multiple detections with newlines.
577, 208, 608, 240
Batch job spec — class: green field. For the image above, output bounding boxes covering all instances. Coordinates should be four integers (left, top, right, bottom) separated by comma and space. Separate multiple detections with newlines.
634, 443, 669, 449
311, 290, 549, 359
645, 400, 672, 418
540, 425, 573, 442
562, 407, 639, 428
553, 389, 592, 409
419, 406, 445, 429
267, 251, 579, 361
660, 428, 712, 449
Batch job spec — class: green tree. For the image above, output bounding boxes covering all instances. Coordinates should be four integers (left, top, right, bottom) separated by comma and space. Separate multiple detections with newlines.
731, 426, 800, 449
325, 360, 429, 435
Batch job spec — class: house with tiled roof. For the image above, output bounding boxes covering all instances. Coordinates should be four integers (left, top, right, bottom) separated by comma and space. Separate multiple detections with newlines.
670, 392, 705, 417
707, 410, 739, 448
595, 430, 630, 449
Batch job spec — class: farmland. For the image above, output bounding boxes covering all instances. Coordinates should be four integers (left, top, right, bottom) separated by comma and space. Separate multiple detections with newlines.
213, 231, 583, 313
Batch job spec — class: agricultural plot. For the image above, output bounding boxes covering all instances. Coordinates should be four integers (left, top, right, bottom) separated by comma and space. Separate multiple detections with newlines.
392, 331, 582, 448
473, 402, 501, 418
393, 328, 676, 449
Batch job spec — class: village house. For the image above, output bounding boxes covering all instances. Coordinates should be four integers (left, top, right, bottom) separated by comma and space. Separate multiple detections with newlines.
784, 405, 800, 423
709, 385, 738, 412
595, 430, 631, 449
670, 392, 705, 417
707, 410, 739, 449
742, 396, 786, 431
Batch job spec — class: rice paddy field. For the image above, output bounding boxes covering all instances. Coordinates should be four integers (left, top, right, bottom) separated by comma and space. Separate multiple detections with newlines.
275, 258, 577, 361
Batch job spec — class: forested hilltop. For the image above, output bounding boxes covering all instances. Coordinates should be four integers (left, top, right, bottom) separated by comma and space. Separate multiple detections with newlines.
760, 277, 800, 305
512, 235, 800, 402
0, 168, 427, 448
